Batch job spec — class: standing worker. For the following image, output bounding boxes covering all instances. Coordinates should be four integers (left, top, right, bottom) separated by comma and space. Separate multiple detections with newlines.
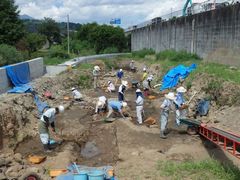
142, 75, 153, 96
71, 87, 83, 101
93, 66, 100, 89
106, 100, 128, 119
118, 80, 128, 102
116, 69, 124, 85
142, 67, 148, 81
107, 81, 116, 92
129, 60, 136, 72
38, 105, 64, 151
95, 96, 107, 114
175, 86, 187, 126
135, 89, 144, 125
159, 92, 175, 139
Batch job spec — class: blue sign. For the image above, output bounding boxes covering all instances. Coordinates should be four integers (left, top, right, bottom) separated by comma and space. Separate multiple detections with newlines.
110, 18, 121, 25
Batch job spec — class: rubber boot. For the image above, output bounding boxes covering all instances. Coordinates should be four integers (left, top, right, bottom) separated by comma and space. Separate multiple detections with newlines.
160, 131, 167, 139
43, 144, 52, 152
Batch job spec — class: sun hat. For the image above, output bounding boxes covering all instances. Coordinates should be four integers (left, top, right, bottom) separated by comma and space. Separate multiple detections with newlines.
71, 87, 76, 91
94, 66, 100, 71
108, 81, 111, 84
122, 102, 127, 107
136, 89, 141, 93
165, 92, 175, 100
122, 80, 128, 86
143, 67, 146, 71
177, 86, 187, 93
58, 105, 65, 113
119, 69, 123, 72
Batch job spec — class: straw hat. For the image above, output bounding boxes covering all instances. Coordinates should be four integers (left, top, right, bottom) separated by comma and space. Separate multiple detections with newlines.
165, 92, 175, 100
122, 80, 128, 86
177, 86, 187, 93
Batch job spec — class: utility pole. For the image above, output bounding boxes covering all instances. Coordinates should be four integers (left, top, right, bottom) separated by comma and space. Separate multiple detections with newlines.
67, 14, 70, 54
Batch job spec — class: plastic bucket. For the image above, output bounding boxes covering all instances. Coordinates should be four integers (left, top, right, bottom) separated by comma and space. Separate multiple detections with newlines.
73, 170, 88, 180
88, 170, 104, 180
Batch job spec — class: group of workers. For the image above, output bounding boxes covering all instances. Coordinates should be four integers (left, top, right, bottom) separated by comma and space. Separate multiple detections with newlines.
38, 61, 188, 152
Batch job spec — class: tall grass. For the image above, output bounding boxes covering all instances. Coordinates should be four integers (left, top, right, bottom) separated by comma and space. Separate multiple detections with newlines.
157, 159, 240, 180
132, 48, 155, 58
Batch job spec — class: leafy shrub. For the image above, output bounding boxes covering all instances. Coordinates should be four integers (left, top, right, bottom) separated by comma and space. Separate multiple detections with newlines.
101, 47, 119, 54
203, 80, 222, 102
49, 45, 69, 59
0, 44, 23, 66
156, 50, 200, 61
132, 48, 155, 58
103, 59, 120, 70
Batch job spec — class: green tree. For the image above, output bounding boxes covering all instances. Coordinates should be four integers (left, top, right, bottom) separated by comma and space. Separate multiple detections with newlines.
25, 33, 46, 55
0, 44, 23, 66
38, 17, 61, 47
0, 0, 24, 45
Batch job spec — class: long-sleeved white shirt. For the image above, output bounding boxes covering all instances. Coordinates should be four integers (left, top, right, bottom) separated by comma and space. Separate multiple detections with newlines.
136, 96, 144, 106
72, 89, 82, 99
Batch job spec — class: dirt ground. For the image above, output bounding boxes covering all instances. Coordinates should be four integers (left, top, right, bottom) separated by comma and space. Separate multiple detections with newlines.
0, 59, 240, 179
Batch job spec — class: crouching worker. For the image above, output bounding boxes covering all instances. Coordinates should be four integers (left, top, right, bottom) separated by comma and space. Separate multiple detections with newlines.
135, 89, 144, 125
142, 75, 153, 96
107, 81, 115, 92
106, 101, 128, 119
159, 92, 175, 139
71, 87, 83, 101
95, 96, 107, 114
38, 105, 64, 151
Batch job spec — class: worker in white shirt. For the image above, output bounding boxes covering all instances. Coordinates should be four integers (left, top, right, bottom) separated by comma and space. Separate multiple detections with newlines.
71, 87, 83, 101
135, 89, 144, 125
118, 80, 128, 102
93, 66, 100, 89
38, 105, 64, 151
95, 96, 107, 114
107, 81, 116, 92
159, 92, 175, 139
142, 75, 153, 96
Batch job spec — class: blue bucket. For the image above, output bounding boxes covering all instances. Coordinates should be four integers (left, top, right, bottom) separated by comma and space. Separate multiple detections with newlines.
73, 170, 88, 180
88, 170, 104, 180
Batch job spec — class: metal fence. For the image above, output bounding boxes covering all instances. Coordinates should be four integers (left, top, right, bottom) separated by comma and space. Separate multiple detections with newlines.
125, 1, 238, 32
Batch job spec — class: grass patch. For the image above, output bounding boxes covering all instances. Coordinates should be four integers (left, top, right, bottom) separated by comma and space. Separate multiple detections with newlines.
78, 74, 92, 88
43, 57, 70, 65
157, 159, 240, 180
156, 50, 200, 62
102, 58, 121, 70
77, 63, 94, 70
132, 48, 155, 58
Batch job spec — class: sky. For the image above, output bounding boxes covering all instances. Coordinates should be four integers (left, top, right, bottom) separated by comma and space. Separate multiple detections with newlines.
15, 0, 209, 28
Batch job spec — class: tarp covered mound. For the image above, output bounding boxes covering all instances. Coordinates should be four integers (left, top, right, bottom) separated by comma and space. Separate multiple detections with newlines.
5, 62, 32, 93
160, 64, 197, 91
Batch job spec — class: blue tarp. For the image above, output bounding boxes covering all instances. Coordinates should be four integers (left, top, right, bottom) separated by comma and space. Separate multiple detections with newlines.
197, 99, 210, 116
33, 94, 49, 117
160, 64, 197, 91
5, 62, 32, 93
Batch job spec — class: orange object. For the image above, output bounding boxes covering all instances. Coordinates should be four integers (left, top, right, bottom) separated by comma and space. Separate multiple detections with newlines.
148, 95, 156, 100
49, 169, 68, 177
64, 96, 70, 100
144, 117, 156, 125
28, 155, 46, 164
108, 168, 114, 177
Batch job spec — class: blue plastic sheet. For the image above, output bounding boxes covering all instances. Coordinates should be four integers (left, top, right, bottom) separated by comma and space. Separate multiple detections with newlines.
160, 64, 197, 91
5, 62, 32, 93
33, 94, 49, 117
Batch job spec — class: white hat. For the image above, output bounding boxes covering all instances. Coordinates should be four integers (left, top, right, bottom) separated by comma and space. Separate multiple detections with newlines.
97, 101, 104, 107
165, 92, 175, 100
143, 67, 146, 71
177, 86, 187, 93
122, 80, 128, 86
58, 105, 65, 113
99, 96, 107, 103
94, 66, 100, 71
108, 81, 111, 84
119, 69, 123, 72
136, 89, 141, 93
147, 75, 153, 81
122, 102, 127, 107
71, 87, 76, 91
131, 60, 134, 62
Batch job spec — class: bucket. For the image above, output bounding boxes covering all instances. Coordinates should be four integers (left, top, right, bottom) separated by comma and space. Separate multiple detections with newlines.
88, 170, 104, 180
73, 170, 88, 180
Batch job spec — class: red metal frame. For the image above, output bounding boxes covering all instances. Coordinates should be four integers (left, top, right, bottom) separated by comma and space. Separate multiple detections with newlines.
199, 124, 240, 159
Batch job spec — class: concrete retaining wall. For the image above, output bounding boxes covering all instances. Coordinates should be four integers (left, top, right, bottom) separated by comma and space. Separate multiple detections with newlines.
131, 4, 240, 66
0, 57, 45, 94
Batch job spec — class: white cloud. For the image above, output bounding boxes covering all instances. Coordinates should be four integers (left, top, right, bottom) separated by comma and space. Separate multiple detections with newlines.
15, 0, 189, 28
